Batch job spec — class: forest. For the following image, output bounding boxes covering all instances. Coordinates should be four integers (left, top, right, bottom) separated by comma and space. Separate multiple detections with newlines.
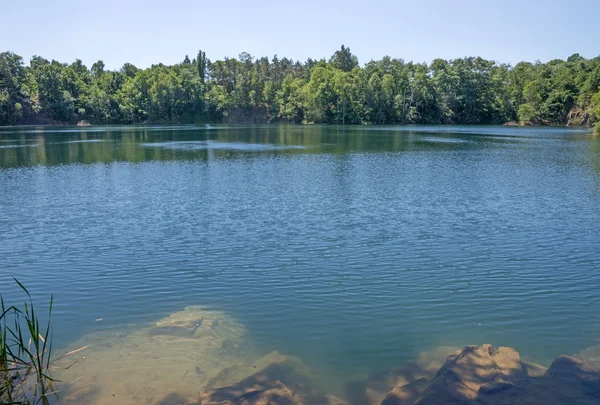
1, 46, 600, 129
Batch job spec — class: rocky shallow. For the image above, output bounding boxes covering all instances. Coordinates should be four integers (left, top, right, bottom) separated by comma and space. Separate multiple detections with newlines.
53, 307, 600, 405
185, 345, 600, 405
54, 306, 254, 405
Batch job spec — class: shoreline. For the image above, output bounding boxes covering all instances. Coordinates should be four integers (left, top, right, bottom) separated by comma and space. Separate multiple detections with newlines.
0, 122, 595, 130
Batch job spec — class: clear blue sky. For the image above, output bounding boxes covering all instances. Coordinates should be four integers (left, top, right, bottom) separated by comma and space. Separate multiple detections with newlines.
2, 0, 598, 70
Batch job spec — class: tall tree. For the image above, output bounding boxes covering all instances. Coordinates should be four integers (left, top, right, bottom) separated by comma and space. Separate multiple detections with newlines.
197, 50, 207, 84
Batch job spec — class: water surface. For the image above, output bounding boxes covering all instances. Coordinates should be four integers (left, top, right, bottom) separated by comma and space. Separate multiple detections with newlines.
1, 124, 599, 400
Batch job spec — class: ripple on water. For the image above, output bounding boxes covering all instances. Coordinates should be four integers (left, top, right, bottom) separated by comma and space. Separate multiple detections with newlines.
1, 125, 599, 404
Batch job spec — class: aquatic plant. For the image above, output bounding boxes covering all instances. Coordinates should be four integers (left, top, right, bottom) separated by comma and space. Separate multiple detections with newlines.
1, 280, 63, 405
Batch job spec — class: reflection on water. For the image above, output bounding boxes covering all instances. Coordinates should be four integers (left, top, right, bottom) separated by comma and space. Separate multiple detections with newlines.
1, 124, 600, 404
3, 124, 595, 168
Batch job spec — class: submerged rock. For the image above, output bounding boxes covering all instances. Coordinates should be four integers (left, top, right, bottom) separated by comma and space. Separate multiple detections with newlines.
206, 351, 315, 390
413, 344, 530, 404
196, 351, 347, 405
53, 312, 600, 405
519, 355, 600, 405
381, 378, 429, 405
350, 346, 457, 405
197, 379, 347, 405
149, 321, 202, 337
376, 344, 600, 405
574, 345, 600, 368
54, 306, 249, 405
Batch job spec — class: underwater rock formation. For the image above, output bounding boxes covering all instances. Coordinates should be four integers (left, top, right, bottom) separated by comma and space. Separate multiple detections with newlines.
194, 351, 347, 405
54, 306, 341, 405
514, 355, 600, 405
409, 344, 537, 405
376, 344, 600, 405
347, 346, 457, 405
52, 306, 600, 405
167, 343, 600, 405
54, 306, 251, 405
205, 351, 313, 389
574, 345, 600, 369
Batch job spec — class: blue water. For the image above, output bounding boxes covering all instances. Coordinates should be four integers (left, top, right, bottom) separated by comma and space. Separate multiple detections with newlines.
1, 124, 599, 387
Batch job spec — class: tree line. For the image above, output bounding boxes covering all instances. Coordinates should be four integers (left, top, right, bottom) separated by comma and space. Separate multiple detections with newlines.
1, 46, 600, 129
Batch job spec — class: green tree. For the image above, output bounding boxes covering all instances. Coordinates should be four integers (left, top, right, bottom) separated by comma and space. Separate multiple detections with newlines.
0, 52, 30, 125
277, 75, 304, 123
1, 49, 599, 127
302, 65, 336, 123
518, 104, 538, 123
330, 45, 358, 72
592, 90, 600, 132
197, 50, 207, 84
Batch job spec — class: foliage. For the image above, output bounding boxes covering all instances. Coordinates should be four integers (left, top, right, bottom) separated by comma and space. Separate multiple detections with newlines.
329, 45, 358, 72
1, 280, 86, 405
1, 48, 599, 127
593, 90, 600, 133
1, 280, 54, 405
518, 104, 538, 123
196, 50, 207, 85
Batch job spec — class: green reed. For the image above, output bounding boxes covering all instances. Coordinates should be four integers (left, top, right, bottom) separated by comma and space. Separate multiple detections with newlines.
1, 279, 55, 405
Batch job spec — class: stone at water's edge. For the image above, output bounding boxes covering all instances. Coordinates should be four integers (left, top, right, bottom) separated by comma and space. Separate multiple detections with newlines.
375, 344, 600, 405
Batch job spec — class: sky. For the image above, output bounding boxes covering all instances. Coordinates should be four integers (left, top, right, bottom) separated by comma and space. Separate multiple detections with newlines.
1, 0, 598, 70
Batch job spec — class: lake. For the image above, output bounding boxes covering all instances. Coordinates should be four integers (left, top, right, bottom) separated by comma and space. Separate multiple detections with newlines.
1, 124, 599, 403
